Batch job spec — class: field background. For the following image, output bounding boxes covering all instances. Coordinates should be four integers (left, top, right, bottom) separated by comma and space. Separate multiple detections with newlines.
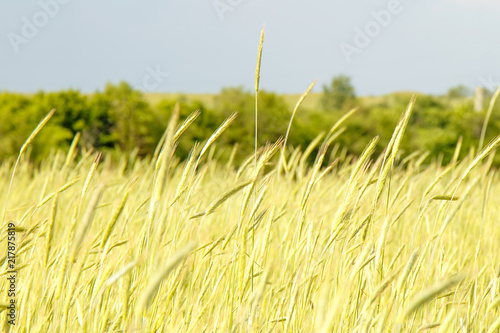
1, 82, 495, 169
143, 92, 433, 110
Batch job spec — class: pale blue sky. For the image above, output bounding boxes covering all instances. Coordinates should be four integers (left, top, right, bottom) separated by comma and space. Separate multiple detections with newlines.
1, 0, 499, 95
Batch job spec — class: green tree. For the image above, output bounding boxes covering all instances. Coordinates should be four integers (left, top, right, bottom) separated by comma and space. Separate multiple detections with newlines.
28, 90, 90, 158
214, 86, 289, 160
89, 82, 157, 155
321, 75, 357, 111
0, 93, 35, 159
447, 85, 471, 98
6, 91, 79, 160
31, 90, 90, 135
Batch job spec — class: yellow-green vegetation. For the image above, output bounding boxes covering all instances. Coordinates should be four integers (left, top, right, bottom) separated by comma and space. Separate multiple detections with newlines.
144, 92, 218, 109
143, 92, 325, 110
1, 94, 499, 332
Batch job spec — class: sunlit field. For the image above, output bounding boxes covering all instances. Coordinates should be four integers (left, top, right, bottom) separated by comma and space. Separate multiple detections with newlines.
0, 93, 499, 333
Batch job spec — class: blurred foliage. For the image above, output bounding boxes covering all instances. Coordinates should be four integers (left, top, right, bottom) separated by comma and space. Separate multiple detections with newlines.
321, 75, 357, 112
447, 84, 472, 98
1, 80, 499, 166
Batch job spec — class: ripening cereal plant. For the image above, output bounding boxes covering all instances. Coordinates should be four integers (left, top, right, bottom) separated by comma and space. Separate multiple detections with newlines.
0, 32, 499, 333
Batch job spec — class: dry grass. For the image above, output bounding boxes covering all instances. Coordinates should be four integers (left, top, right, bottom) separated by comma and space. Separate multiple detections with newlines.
0, 101, 499, 332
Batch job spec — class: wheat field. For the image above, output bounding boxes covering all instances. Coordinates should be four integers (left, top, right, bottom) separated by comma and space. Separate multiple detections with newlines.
0, 93, 499, 333
1, 29, 500, 332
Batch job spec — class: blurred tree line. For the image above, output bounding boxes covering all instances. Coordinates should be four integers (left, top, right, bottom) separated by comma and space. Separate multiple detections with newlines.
0, 79, 498, 166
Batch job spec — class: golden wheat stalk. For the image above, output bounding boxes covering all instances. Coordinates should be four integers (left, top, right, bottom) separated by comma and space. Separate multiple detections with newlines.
174, 109, 201, 142
62, 132, 81, 173
453, 135, 500, 195
323, 136, 379, 252
104, 259, 138, 287
364, 96, 416, 239
81, 153, 102, 200
70, 184, 105, 262
170, 144, 199, 206
153, 102, 180, 161
148, 107, 179, 223
479, 85, 500, 150
2, 109, 56, 225
195, 112, 238, 172
136, 242, 196, 312
400, 274, 465, 319
280, 80, 317, 174
190, 180, 252, 218
44, 191, 59, 267
100, 190, 129, 251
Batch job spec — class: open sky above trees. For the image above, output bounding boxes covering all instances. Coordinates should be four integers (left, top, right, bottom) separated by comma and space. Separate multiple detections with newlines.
1, 0, 499, 95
